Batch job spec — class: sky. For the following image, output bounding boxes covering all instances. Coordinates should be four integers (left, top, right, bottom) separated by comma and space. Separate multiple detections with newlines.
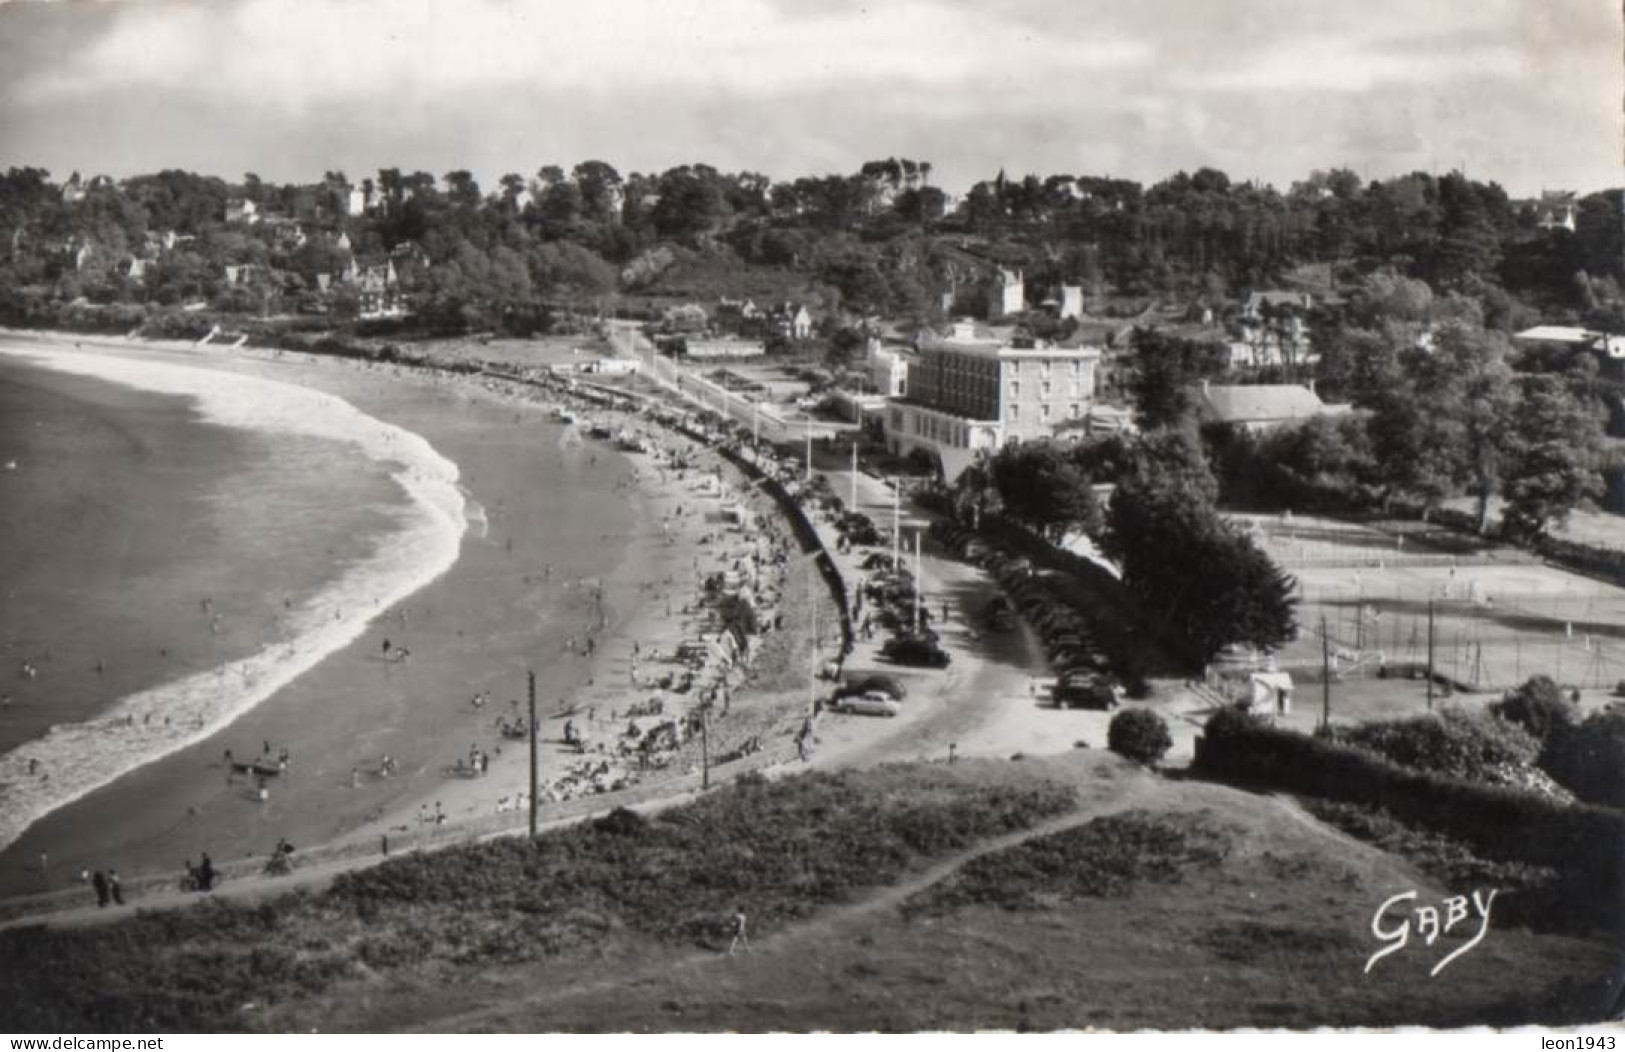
0, 0, 1619, 197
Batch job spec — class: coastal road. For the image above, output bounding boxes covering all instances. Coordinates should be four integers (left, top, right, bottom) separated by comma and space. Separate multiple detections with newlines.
802, 465, 1115, 769
604, 320, 852, 446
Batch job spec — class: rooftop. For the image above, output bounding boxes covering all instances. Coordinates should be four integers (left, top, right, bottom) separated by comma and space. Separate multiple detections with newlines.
1200, 383, 1336, 424
1514, 325, 1599, 344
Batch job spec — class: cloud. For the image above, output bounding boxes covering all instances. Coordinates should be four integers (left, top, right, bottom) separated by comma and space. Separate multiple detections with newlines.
1173, 36, 1527, 93
19, 0, 1152, 106
0, 0, 1617, 196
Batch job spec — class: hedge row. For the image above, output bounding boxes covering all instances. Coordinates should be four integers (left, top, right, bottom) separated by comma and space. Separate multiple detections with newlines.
1194, 710, 1624, 936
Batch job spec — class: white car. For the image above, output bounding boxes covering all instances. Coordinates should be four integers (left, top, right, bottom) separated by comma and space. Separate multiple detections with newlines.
836, 692, 902, 717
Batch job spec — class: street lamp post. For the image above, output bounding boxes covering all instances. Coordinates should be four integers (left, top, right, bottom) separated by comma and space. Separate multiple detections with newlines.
850, 439, 859, 511
891, 478, 901, 571
913, 530, 923, 634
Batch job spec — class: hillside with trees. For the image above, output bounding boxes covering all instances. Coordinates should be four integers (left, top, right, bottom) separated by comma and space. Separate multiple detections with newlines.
2, 162, 1619, 344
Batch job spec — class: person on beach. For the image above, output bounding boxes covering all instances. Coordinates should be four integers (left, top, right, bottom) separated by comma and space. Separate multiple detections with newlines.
198, 854, 216, 892
92, 869, 110, 908
728, 907, 751, 956
108, 869, 124, 905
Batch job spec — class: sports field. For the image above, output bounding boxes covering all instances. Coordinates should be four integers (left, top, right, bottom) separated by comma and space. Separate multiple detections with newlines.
1227, 512, 1625, 717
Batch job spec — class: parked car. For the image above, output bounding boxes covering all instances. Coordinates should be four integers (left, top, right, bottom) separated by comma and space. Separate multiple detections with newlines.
835, 674, 909, 700
983, 596, 1017, 632
836, 692, 902, 717
1053, 674, 1119, 710
882, 634, 951, 668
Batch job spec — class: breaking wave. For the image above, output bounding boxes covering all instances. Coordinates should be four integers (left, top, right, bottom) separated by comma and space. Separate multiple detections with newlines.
0, 345, 467, 855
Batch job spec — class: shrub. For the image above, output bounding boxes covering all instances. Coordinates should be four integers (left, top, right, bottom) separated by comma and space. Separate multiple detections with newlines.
1491, 676, 1580, 742
906, 810, 1231, 915
1108, 708, 1172, 765
1327, 708, 1539, 786
1202, 704, 1270, 745
1540, 709, 1625, 809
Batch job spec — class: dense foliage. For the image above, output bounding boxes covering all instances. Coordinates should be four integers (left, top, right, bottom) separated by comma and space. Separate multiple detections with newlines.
1103, 475, 1298, 666
1107, 708, 1174, 765
1540, 709, 1625, 810
1324, 709, 1540, 788
1489, 676, 1580, 742
2, 161, 1619, 342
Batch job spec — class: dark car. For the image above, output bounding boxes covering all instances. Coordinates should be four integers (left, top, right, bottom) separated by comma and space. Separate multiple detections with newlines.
881, 635, 951, 668
1053, 674, 1119, 710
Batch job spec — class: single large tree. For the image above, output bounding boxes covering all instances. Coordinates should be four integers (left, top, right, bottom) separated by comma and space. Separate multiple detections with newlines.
1501, 375, 1605, 538
1127, 328, 1229, 431
1103, 476, 1297, 665
1423, 322, 1517, 533
989, 441, 1102, 544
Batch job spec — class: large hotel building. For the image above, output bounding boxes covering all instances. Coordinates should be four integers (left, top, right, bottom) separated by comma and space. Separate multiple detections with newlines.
885, 321, 1101, 479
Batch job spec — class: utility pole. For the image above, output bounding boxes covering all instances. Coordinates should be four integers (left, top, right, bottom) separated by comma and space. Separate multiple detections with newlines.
527, 670, 538, 839
700, 701, 710, 791
1320, 616, 1332, 730
805, 417, 813, 482
1426, 600, 1435, 712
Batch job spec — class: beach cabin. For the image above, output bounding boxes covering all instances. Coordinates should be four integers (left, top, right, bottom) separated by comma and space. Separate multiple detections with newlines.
1249, 671, 1294, 715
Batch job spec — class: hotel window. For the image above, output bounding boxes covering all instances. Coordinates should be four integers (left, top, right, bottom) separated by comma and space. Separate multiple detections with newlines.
1040, 404, 1051, 420
1008, 403, 1020, 420
1041, 381, 1052, 398
1040, 359, 1051, 377
1069, 403, 1081, 418
1009, 380, 1020, 397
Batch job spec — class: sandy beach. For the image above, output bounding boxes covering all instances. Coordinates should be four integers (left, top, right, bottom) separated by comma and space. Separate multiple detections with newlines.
0, 332, 813, 897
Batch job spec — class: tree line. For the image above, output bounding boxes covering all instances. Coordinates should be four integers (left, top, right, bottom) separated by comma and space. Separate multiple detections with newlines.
1, 159, 1619, 339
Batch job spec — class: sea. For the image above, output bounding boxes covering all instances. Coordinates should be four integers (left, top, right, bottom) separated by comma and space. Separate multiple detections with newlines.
0, 342, 467, 857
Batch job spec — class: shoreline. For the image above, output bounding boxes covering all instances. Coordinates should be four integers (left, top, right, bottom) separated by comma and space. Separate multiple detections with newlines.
0, 339, 468, 861
0, 329, 814, 899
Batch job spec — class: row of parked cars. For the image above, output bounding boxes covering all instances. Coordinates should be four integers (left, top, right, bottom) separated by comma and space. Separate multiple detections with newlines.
932, 519, 1121, 710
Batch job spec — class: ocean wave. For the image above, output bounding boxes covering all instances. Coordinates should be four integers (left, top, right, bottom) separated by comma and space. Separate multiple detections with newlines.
0, 345, 467, 856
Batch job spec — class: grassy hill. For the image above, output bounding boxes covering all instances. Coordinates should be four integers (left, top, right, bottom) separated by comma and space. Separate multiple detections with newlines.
2, 754, 1618, 1032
